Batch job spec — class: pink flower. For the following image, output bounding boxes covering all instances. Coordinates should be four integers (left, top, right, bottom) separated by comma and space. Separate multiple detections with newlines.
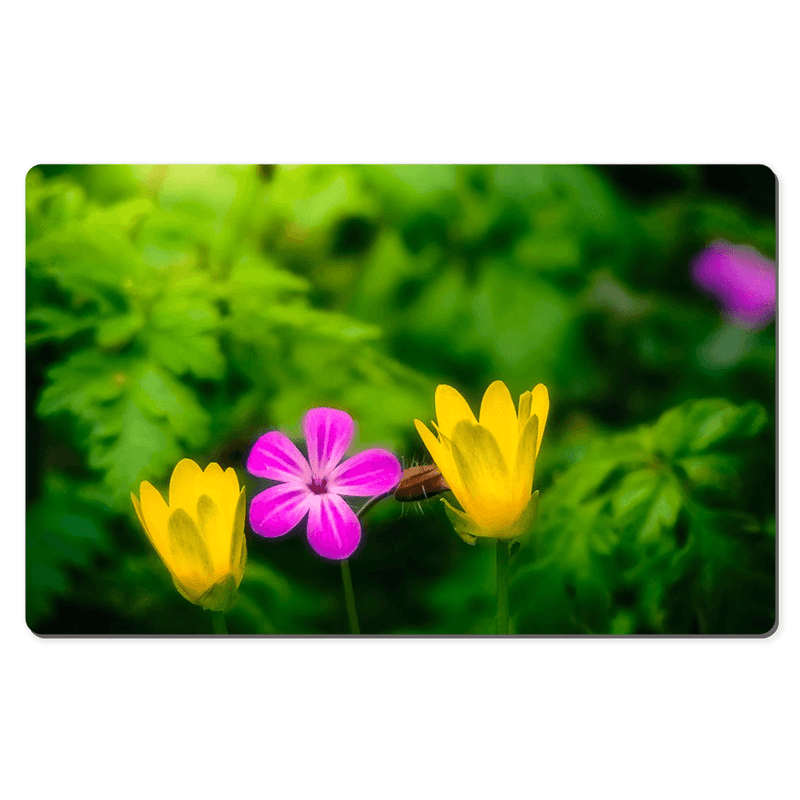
691, 240, 776, 330
246, 408, 403, 560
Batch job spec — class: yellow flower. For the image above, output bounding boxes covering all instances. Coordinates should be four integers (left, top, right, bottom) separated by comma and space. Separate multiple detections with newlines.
131, 459, 247, 612
414, 381, 549, 543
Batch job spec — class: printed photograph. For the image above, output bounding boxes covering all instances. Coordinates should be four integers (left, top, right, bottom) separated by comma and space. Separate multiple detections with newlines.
25, 164, 777, 636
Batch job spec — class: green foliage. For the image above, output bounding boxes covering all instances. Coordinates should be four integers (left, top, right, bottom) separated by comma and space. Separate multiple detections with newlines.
27, 166, 426, 507
26, 472, 112, 629
511, 399, 774, 635
26, 165, 775, 634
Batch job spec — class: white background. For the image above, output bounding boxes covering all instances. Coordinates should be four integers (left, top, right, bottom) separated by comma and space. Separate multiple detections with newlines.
5, 2, 796, 799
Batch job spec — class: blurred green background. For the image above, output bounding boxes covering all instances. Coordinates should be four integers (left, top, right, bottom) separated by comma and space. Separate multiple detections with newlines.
25, 164, 776, 635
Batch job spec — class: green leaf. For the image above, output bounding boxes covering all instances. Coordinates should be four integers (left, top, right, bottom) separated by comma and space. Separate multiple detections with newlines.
96, 311, 145, 348
675, 453, 743, 495
652, 399, 767, 459
88, 397, 181, 496
264, 304, 381, 342
612, 468, 682, 544
269, 165, 378, 235
26, 472, 112, 630
27, 218, 141, 307
26, 172, 88, 238
38, 351, 126, 418
664, 508, 775, 634
26, 306, 98, 345
38, 351, 211, 502
132, 365, 210, 448
143, 294, 224, 379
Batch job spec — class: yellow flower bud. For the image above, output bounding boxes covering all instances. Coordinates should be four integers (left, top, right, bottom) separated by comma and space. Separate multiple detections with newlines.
131, 459, 247, 612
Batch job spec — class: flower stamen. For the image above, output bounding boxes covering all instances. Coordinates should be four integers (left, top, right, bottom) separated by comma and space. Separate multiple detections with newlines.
308, 477, 329, 495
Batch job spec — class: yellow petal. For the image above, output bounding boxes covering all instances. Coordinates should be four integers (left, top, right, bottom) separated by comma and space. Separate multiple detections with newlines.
530, 384, 549, 456
514, 414, 539, 509
509, 490, 540, 540
131, 491, 147, 534
196, 494, 229, 572
517, 391, 532, 438
223, 466, 241, 502
169, 458, 204, 517
230, 488, 247, 586
225, 469, 242, 526
137, 481, 171, 561
450, 420, 511, 527
204, 463, 240, 511
479, 380, 518, 470
202, 462, 227, 495
435, 384, 477, 438
131, 490, 164, 565
414, 419, 470, 513
167, 508, 215, 600
202, 463, 239, 547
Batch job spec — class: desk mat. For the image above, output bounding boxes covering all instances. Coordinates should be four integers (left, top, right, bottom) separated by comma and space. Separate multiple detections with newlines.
26, 164, 777, 636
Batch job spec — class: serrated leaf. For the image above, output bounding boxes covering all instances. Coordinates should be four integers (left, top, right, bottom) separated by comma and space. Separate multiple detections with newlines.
26, 472, 112, 629
27, 223, 140, 298
666, 507, 775, 634
38, 351, 126, 418
88, 397, 182, 498
224, 257, 309, 297
652, 399, 767, 458
144, 295, 224, 378
266, 304, 381, 342
96, 311, 145, 348
146, 330, 224, 378
538, 432, 649, 509
132, 365, 210, 447
26, 306, 98, 345
676, 454, 743, 492
37, 352, 214, 503
612, 468, 682, 543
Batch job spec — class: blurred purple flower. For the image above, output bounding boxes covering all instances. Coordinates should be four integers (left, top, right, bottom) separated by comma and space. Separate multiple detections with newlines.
246, 408, 402, 560
691, 240, 776, 329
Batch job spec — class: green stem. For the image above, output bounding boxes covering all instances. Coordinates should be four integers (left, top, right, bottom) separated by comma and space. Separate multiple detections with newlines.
211, 611, 228, 635
496, 540, 510, 635
335, 491, 391, 635
357, 491, 391, 518
340, 559, 360, 635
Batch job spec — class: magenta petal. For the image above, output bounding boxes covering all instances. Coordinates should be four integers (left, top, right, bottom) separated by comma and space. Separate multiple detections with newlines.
306, 494, 361, 560
303, 407, 355, 478
247, 431, 312, 483
691, 241, 776, 329
249, 483, 312, 539
328, 449, 403, 497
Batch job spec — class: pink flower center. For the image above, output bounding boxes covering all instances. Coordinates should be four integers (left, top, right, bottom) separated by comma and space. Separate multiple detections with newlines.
308, 477, 328, 495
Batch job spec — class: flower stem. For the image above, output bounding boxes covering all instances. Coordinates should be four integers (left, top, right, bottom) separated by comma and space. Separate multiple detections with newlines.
211, 611, 228, 635
496, 540, 510, 635
340, 559, 360, 635
335, 490, 392, 635
357, 491, 392, 518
